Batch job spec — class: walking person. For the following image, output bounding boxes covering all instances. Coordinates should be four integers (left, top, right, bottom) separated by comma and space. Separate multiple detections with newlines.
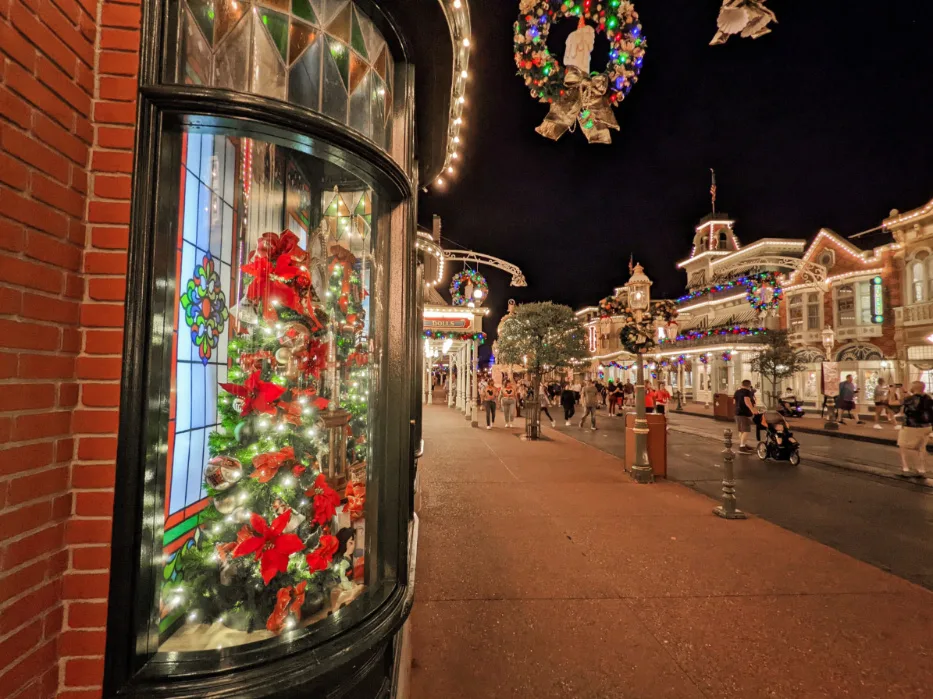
655, 382, 671, 415
607, 381, 621, 416
623, 379, 634, 408
500, 380, 517, 428
897, 381, 931, 477
873, 378, 896, 429
560, 383, 577, 426
579, 379, 598, 430
837, 374, 862, 424
644, 380, 656, 413
733, 379, 756, 453
482, 381, 499, 430
539, 382, 556, 427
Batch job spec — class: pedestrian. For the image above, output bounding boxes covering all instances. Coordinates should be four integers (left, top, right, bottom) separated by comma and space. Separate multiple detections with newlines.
873, 378, 896, 429
733, 378, 756, 453
644, 380, 656, 413
538, 382, 556, 427
623, 379, 634, 408
579, 379, 598, 431
607, 380, 620, 416
655, 382, 671, 415
500, 380, 517, 428
571, 380, 582, 405
837, 374, 862, 424
890, 383, 904, 429
560, 383, 577, 425
897, 380, 931, 478
482, 381, 499, 430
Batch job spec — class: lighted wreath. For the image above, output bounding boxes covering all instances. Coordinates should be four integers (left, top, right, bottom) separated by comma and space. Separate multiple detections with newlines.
514, 0, 645, 143
598, 295, 625, 316
449, 269, 489, 307
745, 271, 782, 315
618, 299, 678, 354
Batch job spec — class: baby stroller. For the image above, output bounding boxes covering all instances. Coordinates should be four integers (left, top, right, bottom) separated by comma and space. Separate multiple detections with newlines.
754, 412, 801, 466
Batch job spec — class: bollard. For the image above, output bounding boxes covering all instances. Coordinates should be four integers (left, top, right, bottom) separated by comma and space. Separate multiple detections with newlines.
713, 429, 746, 520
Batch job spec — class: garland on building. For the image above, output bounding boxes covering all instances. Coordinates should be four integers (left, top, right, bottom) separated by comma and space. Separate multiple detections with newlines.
597, 295, 625, 317
618, 299, 678, 354
449, 269, 488, 307
514, 0, 645, 142
662, 323, 767, 344
424, 330, 487, 344
677, 271, 783, 313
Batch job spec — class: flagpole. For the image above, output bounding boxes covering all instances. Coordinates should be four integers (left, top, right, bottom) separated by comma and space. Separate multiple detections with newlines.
710, 168, 717, 215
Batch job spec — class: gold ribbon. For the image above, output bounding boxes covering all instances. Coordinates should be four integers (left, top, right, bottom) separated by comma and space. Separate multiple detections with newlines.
535, 67, 620, 144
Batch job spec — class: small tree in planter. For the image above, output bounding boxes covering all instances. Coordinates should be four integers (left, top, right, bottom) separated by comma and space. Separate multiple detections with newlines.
496, 302, 589, 439
749, 330, 807, 408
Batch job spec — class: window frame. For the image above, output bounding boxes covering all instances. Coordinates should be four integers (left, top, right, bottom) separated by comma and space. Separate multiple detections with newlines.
833, 278, 877, 329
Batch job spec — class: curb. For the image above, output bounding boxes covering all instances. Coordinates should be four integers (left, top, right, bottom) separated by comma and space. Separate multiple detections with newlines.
668, 423, 933, 490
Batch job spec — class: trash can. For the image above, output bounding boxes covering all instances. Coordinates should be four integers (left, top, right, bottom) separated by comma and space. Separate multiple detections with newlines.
624, 412, 667, 478
713, 392, 734, 421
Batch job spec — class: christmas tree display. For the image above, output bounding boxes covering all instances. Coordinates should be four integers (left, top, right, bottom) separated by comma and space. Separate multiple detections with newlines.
162, 226, 370, 645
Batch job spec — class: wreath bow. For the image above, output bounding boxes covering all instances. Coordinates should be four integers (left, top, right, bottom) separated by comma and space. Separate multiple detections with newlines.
535, 67, 619, 144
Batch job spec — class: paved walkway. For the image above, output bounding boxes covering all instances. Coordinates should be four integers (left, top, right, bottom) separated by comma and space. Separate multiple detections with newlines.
410, 404, 933, 699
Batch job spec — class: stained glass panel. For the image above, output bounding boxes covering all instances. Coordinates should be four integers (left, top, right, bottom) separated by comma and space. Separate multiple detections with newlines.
349, 6, 367, 59
321, 37, 349, 123
250, 11, 288, 99
371, 75, 385, 147
187, 0, 216, 45
215, 0, 248, 44
326, 1, 350, 42
288, 19, 317, 66
180, 6, 212, 84
213, 10, 251, 91
257, 7, 289, 62
292, 0, 317, 24
289, 36, 322, 109
348, 69, 371, 139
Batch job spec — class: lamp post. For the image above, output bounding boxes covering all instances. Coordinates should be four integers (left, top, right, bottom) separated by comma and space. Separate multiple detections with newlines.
625, 263, 654, 484
821, 325, 838, 429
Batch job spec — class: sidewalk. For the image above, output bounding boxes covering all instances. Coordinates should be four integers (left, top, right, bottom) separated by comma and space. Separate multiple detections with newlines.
410, 404, 933, 699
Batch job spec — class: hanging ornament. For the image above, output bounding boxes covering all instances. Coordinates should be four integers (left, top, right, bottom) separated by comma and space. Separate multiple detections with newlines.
449, 269, 488, 307
204, 456, 243, 491
213, 489, 240, 515
710, 0, 777, 45
514, 1, 646, 144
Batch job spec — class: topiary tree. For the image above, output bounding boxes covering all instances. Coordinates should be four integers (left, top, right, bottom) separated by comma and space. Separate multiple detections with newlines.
749, 330, 807, 408
496, 302, 589, 439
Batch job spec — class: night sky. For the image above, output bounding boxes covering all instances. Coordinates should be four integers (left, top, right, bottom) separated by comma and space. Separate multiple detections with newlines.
417, 0, 933, 354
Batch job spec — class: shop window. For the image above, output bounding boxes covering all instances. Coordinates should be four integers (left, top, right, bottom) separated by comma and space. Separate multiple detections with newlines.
155, 128, 384, 653
788, 294, 804, 332
836, 280, 876, 328
806, 292, 821, 330
176, 0, 394, 152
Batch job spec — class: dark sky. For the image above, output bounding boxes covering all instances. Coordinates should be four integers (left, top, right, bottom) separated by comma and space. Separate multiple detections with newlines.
417, 0, 933, 354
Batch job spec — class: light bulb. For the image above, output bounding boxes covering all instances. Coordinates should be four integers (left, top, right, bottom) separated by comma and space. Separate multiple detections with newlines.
452, 152, 459, 159
461, 69, 468, 78
447, 167, 454, 174
436, 178, 444, 186
453, 0, 461, 7
458, 96, 465, 104
462, 38, 470, 47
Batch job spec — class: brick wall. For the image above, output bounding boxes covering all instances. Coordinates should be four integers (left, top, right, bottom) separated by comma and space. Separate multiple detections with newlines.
0, 0, 140, 695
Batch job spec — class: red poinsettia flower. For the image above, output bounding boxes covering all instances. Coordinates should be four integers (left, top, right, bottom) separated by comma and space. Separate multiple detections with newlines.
250, 446, 296, 483
345, 481, 366, 522
220, 371, 285, 417
266, 580, 307, 634
232, 511, 305, 584
306, 473, 341, 526
305, 534, 339, 573
216, 525, 253, 563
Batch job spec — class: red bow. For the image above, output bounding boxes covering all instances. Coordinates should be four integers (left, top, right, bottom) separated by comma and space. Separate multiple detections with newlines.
305, 534, 339, 573
250, 446, 296, 483
346, 350, 368, 367
220, 371, 285, 417
345, 481, 366, 522
297, 339, 328, 378
306, 473, 341, 526
256, 231, 304, 262
265, 580, 307, 634
232, 511, 305, 585
238, 350, 275, 374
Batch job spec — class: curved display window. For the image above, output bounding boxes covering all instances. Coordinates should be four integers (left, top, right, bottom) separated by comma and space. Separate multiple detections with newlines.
151, 125, 387, 654
175, 0, 395, 151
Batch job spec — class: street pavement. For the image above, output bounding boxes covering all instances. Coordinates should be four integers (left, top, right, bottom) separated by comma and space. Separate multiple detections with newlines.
552, 408, 933, 591
411, 404, 933, 699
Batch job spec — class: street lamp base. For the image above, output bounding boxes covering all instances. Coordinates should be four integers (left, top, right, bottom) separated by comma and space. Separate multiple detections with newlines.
630, 465, 655, 484
713, 505, 747, 520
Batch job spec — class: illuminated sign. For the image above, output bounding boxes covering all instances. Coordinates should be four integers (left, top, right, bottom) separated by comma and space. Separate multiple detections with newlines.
870, 276, 883, 324
424, 317, 471, 330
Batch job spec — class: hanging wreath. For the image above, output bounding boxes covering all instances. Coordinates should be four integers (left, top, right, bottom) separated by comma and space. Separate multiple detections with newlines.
618, 299, 678, 354
449, 269, 488, 307
597, 295, 625, 317
745, 271, 782, 315
514, 0, 646, 143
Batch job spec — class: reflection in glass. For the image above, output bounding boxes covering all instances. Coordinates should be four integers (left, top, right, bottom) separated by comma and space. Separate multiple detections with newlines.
289, 37, 322, 110
213, 11, 251, 92
348, 68, 371, 139
250, 10, 288, 99
180, 6, 212, 85
159, 130, 377, 651
321, 37, 349, 124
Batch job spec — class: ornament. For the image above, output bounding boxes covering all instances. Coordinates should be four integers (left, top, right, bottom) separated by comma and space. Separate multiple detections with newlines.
232, 397, 245, 414
213, 489, 239, 514
251, 446, 297, 483
204, 456, 243, 491
236, 300, 260, 326
271, 498, 306, 534
449, 269, 488, 307
710, 0, 777, 45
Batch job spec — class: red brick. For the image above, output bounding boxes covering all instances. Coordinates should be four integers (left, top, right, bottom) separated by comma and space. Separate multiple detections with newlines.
0, 20, 37, 71
36, 56, 92, 116
59, 691, 104, 699
2, 382, 56, 410
93, 100, 136, 125
89, 225, 128, 249
62, 571, 109, 600
64, 272, 84, 299
0, 187, 70, 238
49, 0, 82, 23
0, 352, 17, 378
100, 27, 139, 51
41, 600, 64, 636
2, 523, 65, 570
87, 277, 125, 301
24, 230, 83, 271
0, 152, 30, 191
92, 174, 131, 200
0, 558, 47, 607
63, 657, 103, 688
0, 442, 53, 477
90, 149, 133, 174
84, 251, 127, 275
101, 3, 140, 27
0, 582, 60, 633
0, 219, 26, 252
80, 303, 124, 327
67, 601, 108, 629
2, 42, 73, 125
70, 464, 115, 489
34, 113, 90, 166
83, 329, 123, 354
98, 50, 138, 77
67, 218, 86, 246
0, 316, 61, 348
75, 356, 121, 380
6, 466, 69, 506
65, 518, 113, 546
0, 416, 11, 441
0, 620, 42, 675
75, 0, 94, 17
81, 383, 120, 407
77, 11, 94, 44
99, 76, 137, 103
0, 639, 57, 698
30, 174, 86, 219
71, 545, 111, 572
0, 84, 33, 129
61, 327, 81, 352
0, 286, 22, 314
71, 164, 89, 194
0, 255, 64, 294
2, 123, 71, 183
55, 437, 75, 462
20, 352, 76, 378
59, 382, 79, 407
21, 290, 80, 324
96, 125, 135, 150
0, 500, 51, 540
40, 2, 95, 68
13, 410, 72, 440
59, 629, 106, 657
74, 114, 93, 145
76, 436, 116, 461
72, 409, 119, 433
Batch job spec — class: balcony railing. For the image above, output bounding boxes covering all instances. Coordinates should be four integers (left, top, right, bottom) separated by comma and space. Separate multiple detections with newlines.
657, 332, 771, 351
895, 301, 933, 327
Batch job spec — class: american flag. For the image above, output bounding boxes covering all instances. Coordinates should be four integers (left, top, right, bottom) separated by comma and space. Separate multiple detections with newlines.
710, 168, 717, 211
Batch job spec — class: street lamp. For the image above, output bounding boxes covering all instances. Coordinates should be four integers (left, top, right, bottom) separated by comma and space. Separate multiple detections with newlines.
821, 325, 838, 429
625, 263, 654, 484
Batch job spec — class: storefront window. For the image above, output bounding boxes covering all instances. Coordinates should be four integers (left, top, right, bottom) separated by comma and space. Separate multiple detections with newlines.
789, 294, 804, 332
176, 0, 395, 152
155, 127, 383, 653
806, 292, 821, 330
